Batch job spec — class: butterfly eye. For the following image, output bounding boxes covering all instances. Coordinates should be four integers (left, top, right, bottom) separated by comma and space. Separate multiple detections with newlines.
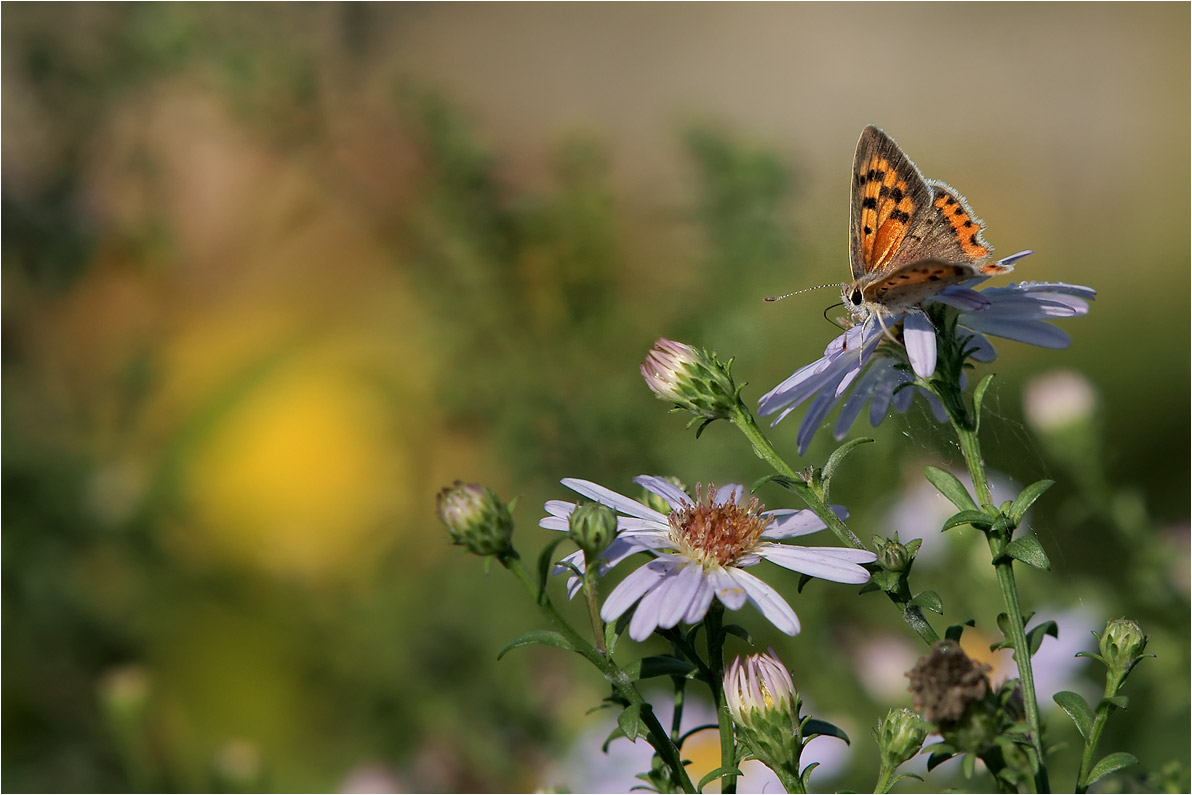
850, 288, 863, 306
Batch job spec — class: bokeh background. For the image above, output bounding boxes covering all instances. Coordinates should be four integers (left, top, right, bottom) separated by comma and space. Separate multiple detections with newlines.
3, 4, 1188, 792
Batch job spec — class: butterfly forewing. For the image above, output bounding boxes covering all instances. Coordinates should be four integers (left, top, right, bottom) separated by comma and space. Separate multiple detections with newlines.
848, 125, 934, 280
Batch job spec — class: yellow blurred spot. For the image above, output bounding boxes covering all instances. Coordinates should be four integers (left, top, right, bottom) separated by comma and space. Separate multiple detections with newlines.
179, 327, 410, 581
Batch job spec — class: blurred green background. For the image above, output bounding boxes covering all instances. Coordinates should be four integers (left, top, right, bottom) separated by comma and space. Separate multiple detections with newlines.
3, 4, 1188, 792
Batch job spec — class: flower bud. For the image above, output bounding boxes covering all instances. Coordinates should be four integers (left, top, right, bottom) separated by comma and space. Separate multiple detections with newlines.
877, 537, 913, 573
641, 339, 738, 424
568, 501, 617, 560
436, 481, 514, 558
873, 707, 927, 769
1098, 618, 1148, 681
724, 650, 798, 731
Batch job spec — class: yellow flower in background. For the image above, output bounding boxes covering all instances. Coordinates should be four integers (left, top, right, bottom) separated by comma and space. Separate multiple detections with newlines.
167, 315, 421, 581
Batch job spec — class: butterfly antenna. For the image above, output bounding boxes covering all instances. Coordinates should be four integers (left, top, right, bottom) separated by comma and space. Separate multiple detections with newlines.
764, 283, 842, 303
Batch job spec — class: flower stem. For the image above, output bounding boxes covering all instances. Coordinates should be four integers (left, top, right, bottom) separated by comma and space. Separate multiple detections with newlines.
581, 563, 607, 655
1075, 674, 1124, 793
705, 603, 738, 795
504, 555, 697, 793
947, 418, 1050, 794
730, 401, 940, 646
730, 403, 862, 547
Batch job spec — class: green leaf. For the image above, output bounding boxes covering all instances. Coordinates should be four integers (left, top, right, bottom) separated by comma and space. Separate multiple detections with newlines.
1008, 479, 1054, 524
942, 509, 994, 531
1005, 536, 1051, 570
617, 703, 644, 742
910, 590, 944, 614
924, 466, 977, 511
751, 473, 798, 492
945, 619, 975, 641
497, 630, 574, 660
821, 437, 875, 497
1053, 691, 1094, 741
1026, 620, 1059, 656
698, 766, 742, 792
536, 534, 571, 591
972, 373, 996, 428
623, 655, 698, 680
1099, 695, 1130, 710
1087, 752, 1140, 785
802, 718, 850, 744
722, 623, 753, 645
962, 752, 977, 778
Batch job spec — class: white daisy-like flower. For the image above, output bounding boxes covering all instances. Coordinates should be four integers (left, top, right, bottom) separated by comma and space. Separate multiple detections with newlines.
539, 476, 876, 641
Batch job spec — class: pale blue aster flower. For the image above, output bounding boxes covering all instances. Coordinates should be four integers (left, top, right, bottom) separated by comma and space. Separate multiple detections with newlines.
539, 476, 875, 641
759, 256, 1095, 454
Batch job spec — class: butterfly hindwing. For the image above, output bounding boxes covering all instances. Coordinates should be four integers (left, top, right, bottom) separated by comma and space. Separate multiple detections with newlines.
859, 259, 984, 310
848, 125, 934, 281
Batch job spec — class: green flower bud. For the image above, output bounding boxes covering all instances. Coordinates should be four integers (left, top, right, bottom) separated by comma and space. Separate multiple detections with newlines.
878, 537, 912, 573
436, 481, 514, 559
874, 707, 928, 769
641, 339, 738, 424
568, 501, 617, 560
1099, 618, 1148, 681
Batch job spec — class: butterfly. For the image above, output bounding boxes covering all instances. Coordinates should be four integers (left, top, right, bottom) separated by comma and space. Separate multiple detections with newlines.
843, 125, 1021, 329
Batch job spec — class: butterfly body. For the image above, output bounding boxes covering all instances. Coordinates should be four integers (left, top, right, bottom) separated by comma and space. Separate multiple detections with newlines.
843, 125, 1014, 323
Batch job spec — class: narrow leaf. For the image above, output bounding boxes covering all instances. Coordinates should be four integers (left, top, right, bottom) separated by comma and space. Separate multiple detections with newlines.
802, 718, 850, 744
751, 473, 798, 492
624, 655, 698, 680
1005, 536, 1051, 570
942, 509, 994, 531
926, 751, 954, 771
972, 373, 996, 427
924, 466, 977, 511
617, 703, 644, 742
698, 766, 743, 792
910, 590, 944, 614
821, 437, 875, 496
1087, 752, 1140, 785
1025, 620, 1059, 656
1053, 691, 1094, 741
1008, 479, 1054, 524
536, 535, 571, 592
945, 620, 975, 641
497, 630, 574, 660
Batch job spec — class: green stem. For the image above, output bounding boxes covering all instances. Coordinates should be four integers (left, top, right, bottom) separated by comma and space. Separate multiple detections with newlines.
1075, 675, 1121, 793
948, 421, 1050, 794
705, 604, 737, 795
730, 402, 861, 546
504, 555, 697, 793
730, 402, 940, 646
582, 563, 607, 655
873, 763, 897, 794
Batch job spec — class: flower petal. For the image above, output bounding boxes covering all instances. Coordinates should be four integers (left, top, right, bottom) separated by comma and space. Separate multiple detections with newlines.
600, 559, 670, 621
903, 312, 938, 378
682, 572, 716, 624
655, 562, 706, 629
715, 484, 745, 506
561, 478, 668, 523
726, 567, 801, 636
634, 475, 694, 511
762, 509, 827, 539
758, 544, 874, 583
707, 567, 748, 610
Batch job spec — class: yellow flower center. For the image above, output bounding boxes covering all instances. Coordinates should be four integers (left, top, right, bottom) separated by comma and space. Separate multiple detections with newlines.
667, 484, 771, 568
